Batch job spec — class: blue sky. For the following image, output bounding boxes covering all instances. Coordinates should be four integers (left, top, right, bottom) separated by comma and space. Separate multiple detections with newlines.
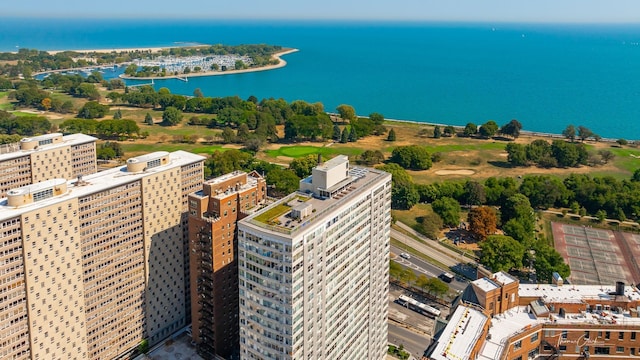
5, 0, 640, 22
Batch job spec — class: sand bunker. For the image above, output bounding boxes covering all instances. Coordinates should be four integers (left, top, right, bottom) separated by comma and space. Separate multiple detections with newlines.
435, 169, 475, 175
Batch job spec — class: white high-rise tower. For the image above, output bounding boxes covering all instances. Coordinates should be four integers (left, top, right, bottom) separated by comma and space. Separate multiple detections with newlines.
238, 155, 392, 360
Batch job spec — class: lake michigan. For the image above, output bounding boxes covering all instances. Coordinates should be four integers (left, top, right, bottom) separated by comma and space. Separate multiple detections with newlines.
1, 18, 640, 139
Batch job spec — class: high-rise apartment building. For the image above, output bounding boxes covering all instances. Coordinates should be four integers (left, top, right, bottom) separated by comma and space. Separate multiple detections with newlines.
237, 155, 392, 360
0, 150, 204, 360
188, 170, 267, 359
0, 133, 97, 197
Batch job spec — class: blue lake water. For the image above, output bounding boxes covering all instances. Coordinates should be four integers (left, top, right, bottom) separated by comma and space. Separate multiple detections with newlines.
2, 18, 640, 139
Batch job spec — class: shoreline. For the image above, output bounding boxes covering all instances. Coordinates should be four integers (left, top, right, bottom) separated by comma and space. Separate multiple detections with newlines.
119, 48, 299, 80
44, 44, 205, 55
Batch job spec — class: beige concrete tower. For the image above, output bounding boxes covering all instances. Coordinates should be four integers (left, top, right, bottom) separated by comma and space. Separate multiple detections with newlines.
0, 133, 97, 197
0, 150, 204, 360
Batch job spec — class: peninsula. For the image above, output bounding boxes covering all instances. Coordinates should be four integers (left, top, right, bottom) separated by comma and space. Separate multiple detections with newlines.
119, 48, 298, 80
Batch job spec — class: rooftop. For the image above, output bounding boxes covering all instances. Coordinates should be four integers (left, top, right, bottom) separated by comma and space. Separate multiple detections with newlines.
0, 150, 204, 218
473, 277, 500, 293
518, 283, 640, 302
429, 305, 488, 360
0, 133, 96, 161
244, 165, 389, 236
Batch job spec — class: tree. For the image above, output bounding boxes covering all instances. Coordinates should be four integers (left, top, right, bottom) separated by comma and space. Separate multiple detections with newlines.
402, 268, 417, 288
463, 180, 486, 207
426, 277, 449, 298
113, 109, 122, 119
219, 127, 236, 144
332, 124, 341, 141
336, 104, 356, 121
124, 63, 138, 76
577, 125, 594, 142
391, 183, 419, 210
416, 212, 444, 239
431, 197, 461, 227
236, 123, 250, 143
244, 136, 264, 153
138, 339, 149, 355
193, 88, 204, 98
505, 143, 528, 166
387, 128, 396, 141
479, 120, 498, 138
433, 125, 442, 139
479, 235, 525, 272
78, 101, 109, 119
266, 169, 300, 197
562, 124, 576, 142
390, 145, 432, 170
443, 125, 456, 137
144, 113, 154, 125
467, 206, 497, 241
289, 155, 319, 178
340, 127, 349, 143
347, 126, 357, 142
463, 122, 477, 137
390, 261, 403, 282
162, 106, 183, 125
416, 274, 430, 293
519, 175, 568, 209
499, 119, 523, 139
359, 150, 385, 165
40, 97, 51, 111
501, 194, 535, 232
369, 112, 384, 125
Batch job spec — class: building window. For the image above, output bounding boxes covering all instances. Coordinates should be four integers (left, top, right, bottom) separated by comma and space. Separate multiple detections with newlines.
620, 332, 625, 340
584, 331, 590, 339
559, 345, 567, 351
616, 346, 624, 353
514, 340, 522, 350
632, 332, 637, 341
562, 330, 568, 339
595, 347, 610, 355
528, 349, 539, 359
531, 332, 539, 342
512, 356, 522, 360
606, 331, 611, 340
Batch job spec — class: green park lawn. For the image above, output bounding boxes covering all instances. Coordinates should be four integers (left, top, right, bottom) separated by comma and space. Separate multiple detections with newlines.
264, 145, 362, 159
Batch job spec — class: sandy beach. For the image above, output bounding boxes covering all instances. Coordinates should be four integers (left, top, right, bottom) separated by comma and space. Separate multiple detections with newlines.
46, 46, 191, 55
118, 48, 299, 80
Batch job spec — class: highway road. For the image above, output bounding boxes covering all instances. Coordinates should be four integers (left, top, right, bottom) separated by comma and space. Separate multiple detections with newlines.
388, 321, 430, 360
391, 245, 468, 293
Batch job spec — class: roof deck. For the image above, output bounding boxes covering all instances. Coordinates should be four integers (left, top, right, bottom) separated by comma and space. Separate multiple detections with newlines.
245, 166, 389, 236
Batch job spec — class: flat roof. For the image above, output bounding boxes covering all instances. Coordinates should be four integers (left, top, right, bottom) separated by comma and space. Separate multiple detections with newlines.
473, 277, 500, 292
478, 307, 540, 360
518, 284, 640, 302
0, 133, 97, 162
0, 150, 204, 218
429, 305, 488, 360
243, 166, 389, 237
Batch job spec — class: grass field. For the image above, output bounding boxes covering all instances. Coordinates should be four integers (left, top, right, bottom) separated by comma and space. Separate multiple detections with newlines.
121, 142, 226, 156
264, 145, 363, 159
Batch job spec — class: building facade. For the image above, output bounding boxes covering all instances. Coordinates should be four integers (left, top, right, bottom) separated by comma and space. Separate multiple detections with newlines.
0, 151, 204, 360
188, 170, 267, 359
238, 156, 392, 360
426, 272, 640, 360
0, 133, 97, 197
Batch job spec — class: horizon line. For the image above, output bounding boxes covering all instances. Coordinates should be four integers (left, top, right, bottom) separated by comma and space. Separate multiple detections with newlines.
1, 15, 640, 25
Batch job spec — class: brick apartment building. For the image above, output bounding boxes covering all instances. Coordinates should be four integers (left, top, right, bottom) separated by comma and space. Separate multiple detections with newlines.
426, 272, 640, 360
